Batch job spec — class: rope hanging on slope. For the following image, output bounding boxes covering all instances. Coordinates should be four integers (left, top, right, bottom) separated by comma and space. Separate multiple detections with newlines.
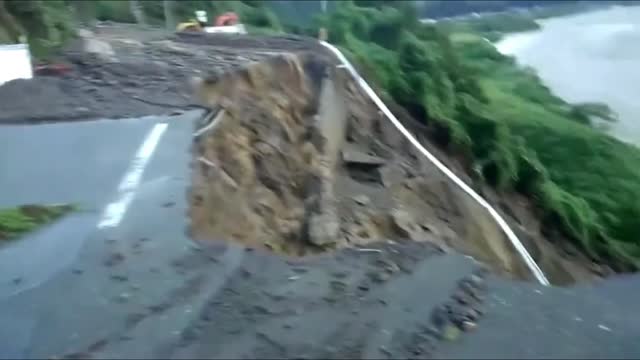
319, 40, 550, 286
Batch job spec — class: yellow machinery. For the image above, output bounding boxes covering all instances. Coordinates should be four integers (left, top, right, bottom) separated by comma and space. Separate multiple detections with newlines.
176, 20, 203, 32
176, 10, 208, 32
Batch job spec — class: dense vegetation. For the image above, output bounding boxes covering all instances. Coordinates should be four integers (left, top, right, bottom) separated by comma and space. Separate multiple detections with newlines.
434, 1, 616, 41
316, 1, 640, 270
0, 0, 285, 58
0, 0, 74, 58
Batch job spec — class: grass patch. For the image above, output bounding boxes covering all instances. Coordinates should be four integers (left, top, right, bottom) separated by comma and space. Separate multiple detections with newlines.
0, 204, 76, 242
450, 30, 640, 269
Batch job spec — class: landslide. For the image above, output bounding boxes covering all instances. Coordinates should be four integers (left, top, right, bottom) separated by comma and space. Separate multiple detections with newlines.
187, 49, 600, 285
0, 22, 602, 284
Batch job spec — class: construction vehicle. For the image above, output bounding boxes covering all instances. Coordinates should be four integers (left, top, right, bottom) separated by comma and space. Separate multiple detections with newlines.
176, 10, 245, 34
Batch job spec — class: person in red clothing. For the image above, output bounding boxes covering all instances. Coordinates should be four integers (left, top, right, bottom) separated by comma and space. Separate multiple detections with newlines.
214, 12, 239, 27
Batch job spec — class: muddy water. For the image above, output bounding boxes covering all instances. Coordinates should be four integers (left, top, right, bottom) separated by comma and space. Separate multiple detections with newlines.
496, 5, 640, 145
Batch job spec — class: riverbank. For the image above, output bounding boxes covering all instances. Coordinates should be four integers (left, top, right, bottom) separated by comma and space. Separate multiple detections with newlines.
315, 1, 640, 271
441, 7, 640, 270
432, 1, 612, 42
495, 5, 640, 144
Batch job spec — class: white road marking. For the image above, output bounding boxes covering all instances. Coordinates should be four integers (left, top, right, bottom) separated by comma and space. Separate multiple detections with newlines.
321, 41, 550, 286
598, 324, 612, 332
97, 123, 168, 228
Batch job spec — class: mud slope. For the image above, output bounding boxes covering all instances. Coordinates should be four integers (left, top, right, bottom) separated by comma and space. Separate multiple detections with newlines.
188, 50, 597, 285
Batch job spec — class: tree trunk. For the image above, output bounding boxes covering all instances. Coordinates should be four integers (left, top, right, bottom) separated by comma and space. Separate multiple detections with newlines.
129, 0, 146, 26
72, 0, 96, 27
163, 0, 175, 31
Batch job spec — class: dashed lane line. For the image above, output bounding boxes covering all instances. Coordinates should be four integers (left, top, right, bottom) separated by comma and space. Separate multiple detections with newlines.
97, 123, 168, 229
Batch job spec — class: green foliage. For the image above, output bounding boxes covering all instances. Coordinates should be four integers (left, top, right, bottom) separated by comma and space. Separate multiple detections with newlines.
571, 102, 618, 124
468, 39, 640, 268
323, 1, 640, 270
0, 204, 75, 241
236, 3, 282, 31
5, 0, 74, 59
437, 12, 540, 42
69, 0, 286, 33
416, 1, 603, 20
94, 0, 135, 23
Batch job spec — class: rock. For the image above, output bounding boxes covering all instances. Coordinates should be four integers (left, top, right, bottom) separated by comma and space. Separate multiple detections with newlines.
469, 274, 484, 287
379, 346, 392, 356
453, 290, 473, 305
307, 212, 340, 246
79, 34, 117, 62
460, 320, 477, 332
104, 252, 125, 267
379, 164, 404, 188
76, 29, 95, 38
462, 308, 480, 322
431, 305, 449, 328
390, 208, 420, 239
353, 194, 371, 206
110, 274, 129, 282
369, 271, 391, 283
341, 147, 386, 166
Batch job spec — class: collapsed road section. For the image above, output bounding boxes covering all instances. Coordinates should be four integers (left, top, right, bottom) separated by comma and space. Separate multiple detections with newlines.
186, 41, 599, 286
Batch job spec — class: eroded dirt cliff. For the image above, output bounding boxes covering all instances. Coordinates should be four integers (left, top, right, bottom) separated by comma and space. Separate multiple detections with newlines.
188, 51, 599, 285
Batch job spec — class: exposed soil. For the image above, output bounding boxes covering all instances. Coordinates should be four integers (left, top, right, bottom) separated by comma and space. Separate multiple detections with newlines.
187, 47, 601, 285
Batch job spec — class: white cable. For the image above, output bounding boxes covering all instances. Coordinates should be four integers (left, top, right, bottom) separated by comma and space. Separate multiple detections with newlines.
319, 40, 550, 286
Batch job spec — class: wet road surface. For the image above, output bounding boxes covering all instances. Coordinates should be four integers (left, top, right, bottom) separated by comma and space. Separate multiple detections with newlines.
1, 111, 640, 359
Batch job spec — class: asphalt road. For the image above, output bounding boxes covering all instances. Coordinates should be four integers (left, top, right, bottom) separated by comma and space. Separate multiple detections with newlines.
1, 111, 640, 359
0, 111, 220, 358
0, 111, 479, 359
436, 275, 640, 359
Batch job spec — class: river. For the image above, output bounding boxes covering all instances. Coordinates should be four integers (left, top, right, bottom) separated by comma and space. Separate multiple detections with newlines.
496, 5, 640, 144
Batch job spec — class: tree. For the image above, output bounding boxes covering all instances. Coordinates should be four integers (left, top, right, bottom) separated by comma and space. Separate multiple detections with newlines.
129, 0, 145, 25
4, 0, 74, 58
70, 0, 97, 26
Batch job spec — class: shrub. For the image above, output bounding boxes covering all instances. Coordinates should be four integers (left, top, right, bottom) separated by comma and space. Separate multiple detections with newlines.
323, 1, 640, 270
